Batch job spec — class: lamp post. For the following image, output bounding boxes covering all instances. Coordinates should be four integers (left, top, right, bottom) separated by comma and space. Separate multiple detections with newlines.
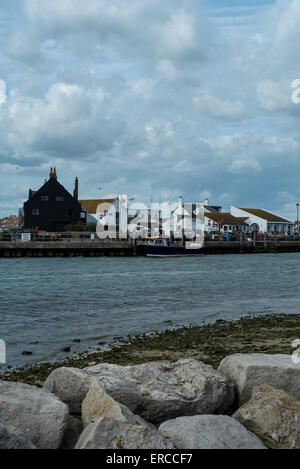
297, 203, 299, 235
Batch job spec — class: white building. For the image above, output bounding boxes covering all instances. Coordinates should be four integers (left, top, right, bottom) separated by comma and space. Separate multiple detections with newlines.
169, 196, 206, 238
204, 212, 250, 234
231, 207, 293, 234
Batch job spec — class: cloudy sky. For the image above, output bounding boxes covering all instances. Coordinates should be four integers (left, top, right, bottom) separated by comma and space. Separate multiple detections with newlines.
0, 0, 299, 219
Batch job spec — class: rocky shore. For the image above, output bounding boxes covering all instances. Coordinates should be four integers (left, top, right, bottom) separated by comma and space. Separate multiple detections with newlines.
0, 353, 300, 449
1, 313, 299, 387
0, 314, 299, 449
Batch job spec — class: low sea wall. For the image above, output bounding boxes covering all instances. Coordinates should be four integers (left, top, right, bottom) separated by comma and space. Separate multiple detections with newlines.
0, 241, 137, 257
0, 240, 299, 257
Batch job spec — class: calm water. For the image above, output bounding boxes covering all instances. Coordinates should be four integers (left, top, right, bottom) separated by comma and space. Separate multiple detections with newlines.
0, 253, 299, 368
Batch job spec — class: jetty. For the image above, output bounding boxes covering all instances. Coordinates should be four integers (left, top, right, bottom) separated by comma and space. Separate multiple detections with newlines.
0, 238, 299, 257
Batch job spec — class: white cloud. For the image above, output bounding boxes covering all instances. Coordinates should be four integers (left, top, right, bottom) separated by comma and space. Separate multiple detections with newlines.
6, 0, 211, 65
155, 11, 196, 58
257, 80, 293, 112
0, 0, 300, 218
157, 60, 177, 80
145, 121, 175, 145
1, 81, 124, 158
230, 159, 261, 174
275, 0, 300, 42
136, 150, 149, 160
193, 94, 245, 119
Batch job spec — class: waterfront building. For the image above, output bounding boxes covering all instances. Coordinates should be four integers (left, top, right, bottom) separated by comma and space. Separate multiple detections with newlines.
79, 198, 118, 225
170, 197, 224, 236
168, 196, 207, 238
204, 212, 250, 234
23, 168, 86, 232
231, 207, 293, 234
80, 196, 163, 238
0, 215, 19, 232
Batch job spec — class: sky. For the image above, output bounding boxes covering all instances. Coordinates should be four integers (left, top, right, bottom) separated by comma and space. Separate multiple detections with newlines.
0, 0, 299, 220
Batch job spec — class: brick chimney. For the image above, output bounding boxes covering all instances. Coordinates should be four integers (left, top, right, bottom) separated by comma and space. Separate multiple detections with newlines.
73, 177, 79, 201
49, 167, 57, 179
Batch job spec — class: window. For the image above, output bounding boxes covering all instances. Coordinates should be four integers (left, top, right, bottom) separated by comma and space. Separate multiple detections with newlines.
41, 196, 49, 201
56, 196, 64, 202
32, 209, 39, 216
66, 209, 73, 217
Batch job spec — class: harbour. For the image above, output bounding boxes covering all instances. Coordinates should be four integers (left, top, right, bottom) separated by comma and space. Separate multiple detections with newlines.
0, 238, 300, 257
1, 0, 300, 452
0, 253, 299, 369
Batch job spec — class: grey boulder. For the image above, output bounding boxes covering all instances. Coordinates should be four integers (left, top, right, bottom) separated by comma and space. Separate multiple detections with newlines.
83, 359, 235, 424
82, 382, 154, 430
75, 417, 175, 449
43, 366, 96, 413
0, 380, 69, 449
218, 353, 300, 405
159, 415, 266, 449
0, 421, 36, 449
233, 384, 300, 449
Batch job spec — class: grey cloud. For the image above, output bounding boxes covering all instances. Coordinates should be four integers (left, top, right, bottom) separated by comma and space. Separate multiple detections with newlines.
0, 0, 299, 220
6, 0, 213, 65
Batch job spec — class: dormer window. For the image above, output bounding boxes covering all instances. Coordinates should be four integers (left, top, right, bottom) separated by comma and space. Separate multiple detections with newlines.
56, 196, 64, 202
41, 196, 49, 201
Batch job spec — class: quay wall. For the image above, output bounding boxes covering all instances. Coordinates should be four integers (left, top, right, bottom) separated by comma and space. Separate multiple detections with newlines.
0, 241, 136, 258
0, 240, 299, 257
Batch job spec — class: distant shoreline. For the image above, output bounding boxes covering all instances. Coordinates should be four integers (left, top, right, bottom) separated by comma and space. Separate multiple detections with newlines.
1, 313, 299, 387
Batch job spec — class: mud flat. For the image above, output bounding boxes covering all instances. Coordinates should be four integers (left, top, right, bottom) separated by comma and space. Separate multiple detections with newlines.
1, 313, 300, 387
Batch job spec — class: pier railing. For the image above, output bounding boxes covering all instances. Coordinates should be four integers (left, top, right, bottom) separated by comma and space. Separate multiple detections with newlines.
1, 230, 300, 243
0, 231, 135, 243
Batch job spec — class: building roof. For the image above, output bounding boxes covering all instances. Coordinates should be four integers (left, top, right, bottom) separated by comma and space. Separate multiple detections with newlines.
205, 205, 222, 213
79, 198, 116, 214
239, 208, 291, 223
29, 190, 37, 198
25, 176, 80, 206
205, 213, 249, 226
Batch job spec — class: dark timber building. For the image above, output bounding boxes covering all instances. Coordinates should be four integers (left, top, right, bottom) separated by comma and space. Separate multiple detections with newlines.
23, 168, 86, 232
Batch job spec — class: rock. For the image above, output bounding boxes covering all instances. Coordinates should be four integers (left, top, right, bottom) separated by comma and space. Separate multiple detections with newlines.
75, 418, 175, 449
159, 415, 266, 449
0, 380, 69, 449
82, 382, 155, 430
0, 421, 37, 449
83, 359, 235, 424
62, 346, 71, 352
44, 360, 234, 424
233, 384, 300, 449
60, 415, 83, 450
43, 367, 97, 413
218, 353, 300, 405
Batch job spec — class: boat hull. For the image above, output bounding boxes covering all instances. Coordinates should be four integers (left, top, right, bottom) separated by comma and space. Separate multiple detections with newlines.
142, 244, 205, 257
